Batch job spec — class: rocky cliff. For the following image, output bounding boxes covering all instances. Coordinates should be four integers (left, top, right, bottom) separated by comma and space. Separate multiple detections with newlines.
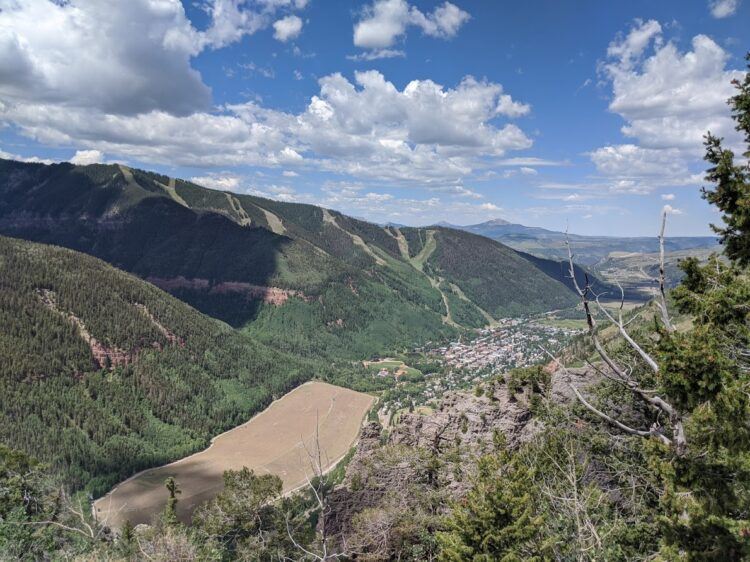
325, 365, 597, 549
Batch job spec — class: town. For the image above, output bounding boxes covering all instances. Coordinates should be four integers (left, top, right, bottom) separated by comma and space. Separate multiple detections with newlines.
376, 317, 584, 426
434, 317, 578, 371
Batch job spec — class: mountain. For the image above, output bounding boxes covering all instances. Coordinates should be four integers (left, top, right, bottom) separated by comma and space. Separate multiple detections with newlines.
0, 159, 599, 358
0, 234, 336, 495
455, 218, 718, 265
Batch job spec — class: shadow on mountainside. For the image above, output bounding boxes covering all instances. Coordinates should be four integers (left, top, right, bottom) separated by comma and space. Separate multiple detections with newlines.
0, 161, 290, 327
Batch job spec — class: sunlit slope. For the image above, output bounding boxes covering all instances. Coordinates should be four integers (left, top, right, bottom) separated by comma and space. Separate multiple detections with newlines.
0, 158, 589, 356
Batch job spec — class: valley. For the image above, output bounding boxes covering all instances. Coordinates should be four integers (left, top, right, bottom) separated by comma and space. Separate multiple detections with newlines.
0, 235, 325, 494
0, 2, 748, 558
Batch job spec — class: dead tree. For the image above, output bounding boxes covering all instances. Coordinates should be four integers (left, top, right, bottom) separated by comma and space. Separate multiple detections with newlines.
555, 211, 687, 456
284, 414, 348, 561
23, 488, 113, 544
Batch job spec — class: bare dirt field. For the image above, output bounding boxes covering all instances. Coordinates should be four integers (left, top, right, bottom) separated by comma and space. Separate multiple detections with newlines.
94, 381, 375, 528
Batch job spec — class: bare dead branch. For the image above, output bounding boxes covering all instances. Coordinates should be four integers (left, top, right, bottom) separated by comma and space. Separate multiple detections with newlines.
595, 293, 659, 374
541, 348, 671, 446
658, 211, 676, 333
286, 410, 347, 561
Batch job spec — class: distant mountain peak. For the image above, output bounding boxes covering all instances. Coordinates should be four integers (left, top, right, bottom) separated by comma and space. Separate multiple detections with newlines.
478, 218, 513, 226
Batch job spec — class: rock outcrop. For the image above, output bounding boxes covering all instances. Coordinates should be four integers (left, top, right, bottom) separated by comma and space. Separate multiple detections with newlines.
36, 290, 185, 370
325, 365, 598, 547
146, 277, 308, 306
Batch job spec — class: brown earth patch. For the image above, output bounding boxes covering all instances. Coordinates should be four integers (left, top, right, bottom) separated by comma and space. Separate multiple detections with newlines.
93, 381, 375, 528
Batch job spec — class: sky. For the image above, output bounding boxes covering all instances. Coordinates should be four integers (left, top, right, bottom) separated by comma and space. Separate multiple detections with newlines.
0, 0, 748, 236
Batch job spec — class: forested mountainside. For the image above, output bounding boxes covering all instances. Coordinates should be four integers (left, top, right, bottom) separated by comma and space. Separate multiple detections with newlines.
0, 158, 599, 357
453, 218, 718, 265
0, 235, 339, 496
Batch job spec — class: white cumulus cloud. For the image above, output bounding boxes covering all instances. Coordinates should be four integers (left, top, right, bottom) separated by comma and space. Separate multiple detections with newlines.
0, 69, 533, 185
353, 0, 469, 50
0, 0, 308, 116
709, 0, 740, 18
273, 15, 303, 42
190, 174, 242, 191
0, 2, 535, 187
70, 149, 104, 165
590, 20, 744, 193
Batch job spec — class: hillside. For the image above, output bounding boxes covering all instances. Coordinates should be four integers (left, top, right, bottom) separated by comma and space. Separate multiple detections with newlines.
0, 235, 334, 495
593, 246, 722, 299
452, 218, 718, 265
0, 158, 595, 357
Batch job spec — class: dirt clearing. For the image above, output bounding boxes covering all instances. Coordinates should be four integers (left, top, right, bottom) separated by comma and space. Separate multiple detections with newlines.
94, 381, 374, 528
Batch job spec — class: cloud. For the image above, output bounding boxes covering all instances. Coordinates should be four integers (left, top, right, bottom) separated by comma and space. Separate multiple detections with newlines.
0, 70, 533, 185
533, 191, 600, 202
238, 62, 275, 79
521, 203, 627, 220
709, 0, 740, 18
316, 180, 503, 225
606, 19, 662, 69
0, 1, 532, 188
190, 174, 242, 191
347, 49, 406, 61
662, 204, 683, 215
408, 1, 471, 39
589, 145, 688, 177
496, 95, 531, 118
0, 146, 55, 165
0, 0, 210, 116
353, 0, 469, 50
661, 193, 676, 200
0, 0, 308, 117
273, 15, 303, 42
590, 20, 744, 192
495, 157, 568, 167
479, 202, 501, 211
602, 21, 743, 151
70, 149, 104, 165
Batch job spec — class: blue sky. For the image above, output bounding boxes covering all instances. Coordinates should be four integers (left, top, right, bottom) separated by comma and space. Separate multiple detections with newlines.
0, 0, 748, 235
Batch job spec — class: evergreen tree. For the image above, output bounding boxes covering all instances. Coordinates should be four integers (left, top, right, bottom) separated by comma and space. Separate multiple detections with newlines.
650, 51, 750, 561
118, 519, 136, 558
703, 53, 750, 266
437, 435, 543, 561
192, 467, 284, 555
163, 476, 181, 526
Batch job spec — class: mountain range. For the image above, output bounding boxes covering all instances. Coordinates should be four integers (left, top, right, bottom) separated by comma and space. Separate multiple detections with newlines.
0, 156, 614, 494
0, 158, 599, 359
0, 157, 723, 514
436, 218, 719, 265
